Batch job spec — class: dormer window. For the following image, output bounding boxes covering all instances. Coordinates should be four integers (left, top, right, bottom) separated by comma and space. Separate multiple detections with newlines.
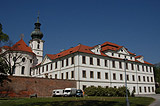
121, 49, 123, 52
97, 49, 99, 52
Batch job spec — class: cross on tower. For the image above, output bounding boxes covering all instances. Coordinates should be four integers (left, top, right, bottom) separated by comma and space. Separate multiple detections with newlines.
20, 33, 24, 39
37, 11, 40, 23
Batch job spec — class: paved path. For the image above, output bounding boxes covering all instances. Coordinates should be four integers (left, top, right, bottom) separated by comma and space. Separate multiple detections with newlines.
136, 94, 160, 106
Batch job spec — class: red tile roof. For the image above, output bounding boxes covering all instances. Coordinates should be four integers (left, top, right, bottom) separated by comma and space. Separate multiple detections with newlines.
135, 55, 142, 58
46, 42, 152, 65
101, 41, 136, 55
2, 39, 35, 55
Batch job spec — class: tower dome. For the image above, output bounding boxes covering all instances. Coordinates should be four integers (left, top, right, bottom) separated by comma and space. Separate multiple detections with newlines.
31, 15, 43, 39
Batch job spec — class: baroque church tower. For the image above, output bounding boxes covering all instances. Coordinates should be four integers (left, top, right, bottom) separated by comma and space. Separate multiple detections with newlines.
29, 15, 44, 64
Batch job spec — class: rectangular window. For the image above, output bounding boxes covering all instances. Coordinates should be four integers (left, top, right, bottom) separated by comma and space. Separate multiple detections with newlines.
139, 87, 142, 93
150, 67, 152, 73
61, 73, 63, 79
146, 66, 148, 72
119, 61, 122, 69
151, 77, 153, 82
132, 75, 135, 81
105, 73, 108, 79
83, 85, 86, 90
147, 77, 149, 82
152, 87, 154, 92
112, 60, 116, 68
61, 60, 64, 67
90, 71, 94, 78
71, 71, 74, 78
42, 66, 44, 72
39, 68, 40, 74
71, 56, 74, 64
126, 63, 128, 69
90, 57, 93, 65
97, 58, 100, 66
105, 60, 107, 67
97, 72, 101, 79
66, 72, 68, 79
133, 86, 136, 93
82, 70, 86, 78
138, 76, 141, 82
131, 63, 134, 70
113, 73, 116, 80
144, 87, 146, 92
137, 65, 140, 71
143, 76, 146, 82
142, 66, 144, 71
120, 74, 123, 80
55, 74, 57, 79
55, 62, 57, 69
82, 56, 86, 64
50, 64, 53, 70
66, 58, 69, 66
148, 87, 150, 92
127, 75, 129, 81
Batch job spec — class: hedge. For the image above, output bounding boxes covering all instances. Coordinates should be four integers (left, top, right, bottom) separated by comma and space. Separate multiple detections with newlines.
84, 86, 133, 97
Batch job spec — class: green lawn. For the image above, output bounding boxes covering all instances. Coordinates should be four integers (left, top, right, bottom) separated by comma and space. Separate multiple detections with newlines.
0, 96, 155, 106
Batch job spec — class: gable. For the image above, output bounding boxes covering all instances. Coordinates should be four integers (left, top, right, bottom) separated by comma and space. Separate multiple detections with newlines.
41, 55, 52, 65
117, 47, 130, 55
91, 45, 101, 55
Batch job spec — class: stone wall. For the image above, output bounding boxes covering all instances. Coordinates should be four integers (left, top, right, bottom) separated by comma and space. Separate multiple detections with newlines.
0, 76, 76, 97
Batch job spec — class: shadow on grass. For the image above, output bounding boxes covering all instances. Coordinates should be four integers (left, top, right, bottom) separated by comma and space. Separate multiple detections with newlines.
18, 100, 120, 106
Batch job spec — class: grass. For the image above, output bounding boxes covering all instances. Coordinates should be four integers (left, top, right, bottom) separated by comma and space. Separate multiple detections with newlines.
0, 96, 155, 106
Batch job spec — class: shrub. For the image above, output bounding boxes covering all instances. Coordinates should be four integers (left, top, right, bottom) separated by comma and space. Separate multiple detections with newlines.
95, 86, 105, 96
84, 86, 131, 97
131, 90, 135, 97
108, 87, 118, 97
117, 86, 130, 97
155, 88, 160, 94
84, 86, 97, 96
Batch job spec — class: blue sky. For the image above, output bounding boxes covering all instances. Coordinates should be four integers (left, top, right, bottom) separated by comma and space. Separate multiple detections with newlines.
0, 0, 160, 64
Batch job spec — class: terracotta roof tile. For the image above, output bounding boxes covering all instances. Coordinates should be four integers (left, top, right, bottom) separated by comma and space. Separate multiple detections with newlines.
46, 42, 152, 66
10, 39, 35, 55
135, 55, 142, 58
101, 41, 135, 55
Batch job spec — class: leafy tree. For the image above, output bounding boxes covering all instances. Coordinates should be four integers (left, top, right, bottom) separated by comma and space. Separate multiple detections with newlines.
0, 23, 11, 86
0, 23, 9, 44
154, 67, 160, 88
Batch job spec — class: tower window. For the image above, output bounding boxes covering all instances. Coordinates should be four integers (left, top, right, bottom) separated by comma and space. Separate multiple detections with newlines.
37, 44, 40, 49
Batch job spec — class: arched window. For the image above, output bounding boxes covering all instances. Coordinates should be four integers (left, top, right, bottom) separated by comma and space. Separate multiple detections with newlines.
21, 66, 25, 74
30, 68, 32, 75
37, 44, 40, 49
12, 66, 16, 74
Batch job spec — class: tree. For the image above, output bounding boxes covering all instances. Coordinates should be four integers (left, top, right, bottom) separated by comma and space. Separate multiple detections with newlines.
0, 23, 11, 86
0, 23, 9, 45
1, 49, 25, 75
154, 66, 160, 88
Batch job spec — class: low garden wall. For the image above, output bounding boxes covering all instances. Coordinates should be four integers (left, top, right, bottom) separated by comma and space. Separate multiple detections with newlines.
0, 76, 76, 97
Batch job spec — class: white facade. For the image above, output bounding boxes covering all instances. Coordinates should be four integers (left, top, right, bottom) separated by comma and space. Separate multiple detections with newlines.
0, 39, 37, 77
29, 39, 44, 64
31, 43, 155, 95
